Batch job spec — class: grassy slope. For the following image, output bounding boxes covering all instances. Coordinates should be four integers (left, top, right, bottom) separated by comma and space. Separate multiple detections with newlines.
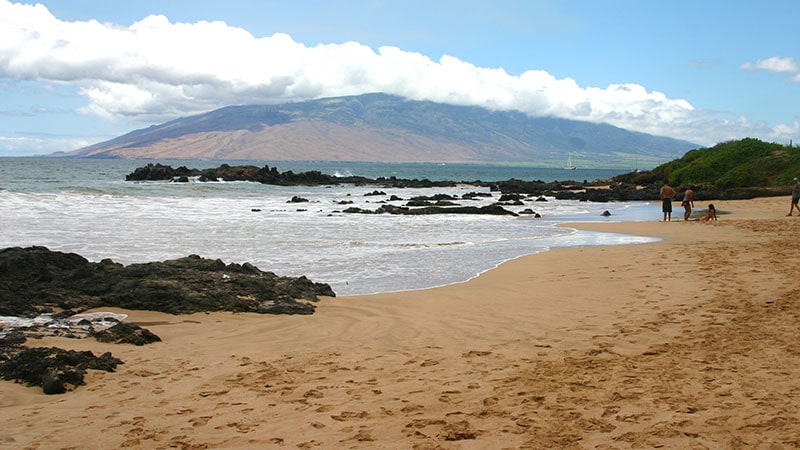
614, 138, 799, 188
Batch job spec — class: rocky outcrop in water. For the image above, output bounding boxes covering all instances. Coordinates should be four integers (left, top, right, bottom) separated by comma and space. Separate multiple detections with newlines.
126, 163, 459, 188
342, 204, 518, 216
126, 164, 792, 206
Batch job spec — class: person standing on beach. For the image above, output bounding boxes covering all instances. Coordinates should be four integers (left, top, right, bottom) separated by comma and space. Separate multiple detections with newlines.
660, 182, 676, 221
682, 186, 695, 221
788, 178, 800, 216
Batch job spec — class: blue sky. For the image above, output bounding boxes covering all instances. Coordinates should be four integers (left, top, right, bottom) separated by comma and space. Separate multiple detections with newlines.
1, 0, 799, 156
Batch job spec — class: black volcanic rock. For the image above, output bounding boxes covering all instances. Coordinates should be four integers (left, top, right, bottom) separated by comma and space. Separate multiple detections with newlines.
0, 247, 335, 394
0, 246, 335, 317
126, 163, 194, 181
91, 322, 162, 346
343, 204, 517, 216
0, 345, 123, 394
125, 163, 790, 206
126, 163, 460, 188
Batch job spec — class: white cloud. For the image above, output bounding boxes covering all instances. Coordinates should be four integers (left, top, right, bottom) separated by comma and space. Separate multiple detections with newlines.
0, 135, 92, 155
0, 0, 797, 148
741, 56, 800, 74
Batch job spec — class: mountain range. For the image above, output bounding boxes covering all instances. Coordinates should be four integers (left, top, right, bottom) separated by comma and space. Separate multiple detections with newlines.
60, 93, 699, 168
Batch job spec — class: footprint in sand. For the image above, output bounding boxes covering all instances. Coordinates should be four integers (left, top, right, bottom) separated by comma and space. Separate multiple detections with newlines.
330, 411, 369, 421
189, 416, 212, 427
462, 350, 492, 357
340, 427, 374, 442
198, 389, 230, 397
304, 389, 324, 399
400, 403, 424, 413
218, 420, 255, 433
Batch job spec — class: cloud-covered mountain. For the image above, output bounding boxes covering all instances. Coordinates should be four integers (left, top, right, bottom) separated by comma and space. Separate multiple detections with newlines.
62, 93, 698, 168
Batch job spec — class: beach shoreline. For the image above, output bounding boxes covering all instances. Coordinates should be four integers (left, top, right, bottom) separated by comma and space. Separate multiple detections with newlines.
2, 196, 799, 449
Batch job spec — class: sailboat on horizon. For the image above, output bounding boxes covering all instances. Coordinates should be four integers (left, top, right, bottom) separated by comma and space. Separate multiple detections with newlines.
565, 153, 576, 170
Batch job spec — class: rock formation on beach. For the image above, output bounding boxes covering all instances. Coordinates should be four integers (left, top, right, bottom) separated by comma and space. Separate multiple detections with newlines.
0, 338, 124, 395
0, 246, 336, 394
0, 246, 335, 317
0, 310, 164, 394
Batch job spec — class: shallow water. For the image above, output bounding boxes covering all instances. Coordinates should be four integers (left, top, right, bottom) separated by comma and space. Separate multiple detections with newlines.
0, 158, 657, 295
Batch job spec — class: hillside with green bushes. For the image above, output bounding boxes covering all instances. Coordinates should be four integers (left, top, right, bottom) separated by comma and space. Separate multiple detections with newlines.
614, 138, 799, 189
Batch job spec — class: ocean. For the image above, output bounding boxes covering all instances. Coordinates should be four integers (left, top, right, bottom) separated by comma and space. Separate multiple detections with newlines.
0, 158, 658, 296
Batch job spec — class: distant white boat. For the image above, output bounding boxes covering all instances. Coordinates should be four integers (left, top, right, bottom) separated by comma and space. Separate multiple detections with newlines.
565, 153, 576, 170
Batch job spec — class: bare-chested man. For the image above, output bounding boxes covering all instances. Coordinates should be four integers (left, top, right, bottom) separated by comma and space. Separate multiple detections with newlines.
682, 186, 695, 221
660, 182, 676, 221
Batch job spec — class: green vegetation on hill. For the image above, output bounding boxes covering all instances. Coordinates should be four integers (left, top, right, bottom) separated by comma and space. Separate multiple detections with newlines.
616, 138, 800, 188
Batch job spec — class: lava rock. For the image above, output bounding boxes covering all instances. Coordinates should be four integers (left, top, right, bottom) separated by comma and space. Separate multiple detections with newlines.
0, 346, 123, 394
91, 322, 162, 346
0, 247, 335, 317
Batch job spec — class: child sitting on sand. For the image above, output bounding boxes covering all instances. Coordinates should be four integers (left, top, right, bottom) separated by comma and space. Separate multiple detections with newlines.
700, 204, 717, 221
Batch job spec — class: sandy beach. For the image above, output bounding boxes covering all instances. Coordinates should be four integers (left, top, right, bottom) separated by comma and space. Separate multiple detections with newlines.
2, 196, 799, 449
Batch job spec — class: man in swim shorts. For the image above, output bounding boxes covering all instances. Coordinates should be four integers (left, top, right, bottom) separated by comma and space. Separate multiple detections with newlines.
660, 182, 676, 221
682, 185, 695, 221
